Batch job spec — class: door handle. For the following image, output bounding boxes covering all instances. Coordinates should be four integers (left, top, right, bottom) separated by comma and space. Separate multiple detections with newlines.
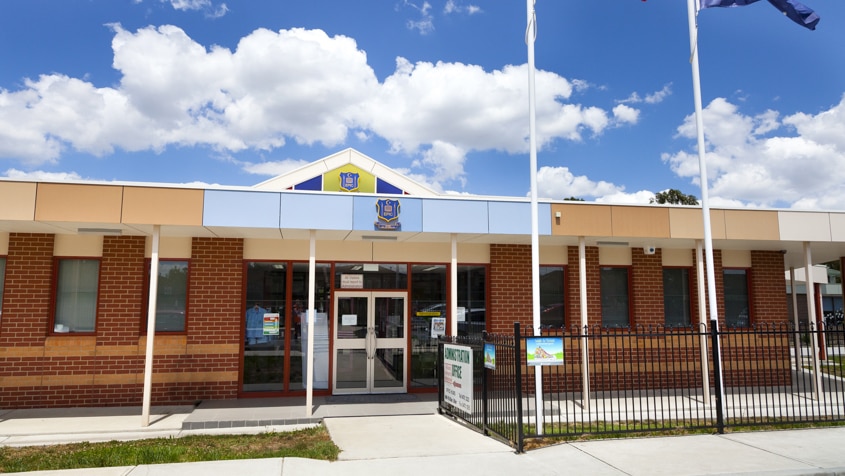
368, 326, 376, 360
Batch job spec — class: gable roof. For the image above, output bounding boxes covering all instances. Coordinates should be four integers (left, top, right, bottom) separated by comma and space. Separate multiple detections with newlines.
252, 148, 440, 197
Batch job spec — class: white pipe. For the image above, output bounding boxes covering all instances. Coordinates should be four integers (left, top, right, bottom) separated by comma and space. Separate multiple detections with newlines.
790, 267, 801, 369
451, 234, 458, 337
804, 242, 822, 400
306, 230, 316, 417
696, 241, 710, 401
579, 237, 589, 412
141, 225, 160, 427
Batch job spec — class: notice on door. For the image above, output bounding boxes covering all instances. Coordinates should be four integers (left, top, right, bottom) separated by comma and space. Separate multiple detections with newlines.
443, 343, 473, 413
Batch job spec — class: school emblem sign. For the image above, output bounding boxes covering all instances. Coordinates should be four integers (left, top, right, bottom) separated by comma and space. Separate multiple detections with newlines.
339, 172, 359, 192
375, 199, 401, 231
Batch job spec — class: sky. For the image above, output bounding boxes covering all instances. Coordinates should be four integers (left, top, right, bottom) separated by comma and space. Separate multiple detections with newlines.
1, 1, 844, 210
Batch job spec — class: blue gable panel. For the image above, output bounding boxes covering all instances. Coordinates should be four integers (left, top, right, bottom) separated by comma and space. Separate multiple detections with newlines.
487, 201, 552, 235
376, 178, 403, 195
422, 199, 489, 233
539, 202, 552, 235
203, 190, 280, 228
352, 196, 422, 232
281, 193, 353, 230
295, 175, 322, 191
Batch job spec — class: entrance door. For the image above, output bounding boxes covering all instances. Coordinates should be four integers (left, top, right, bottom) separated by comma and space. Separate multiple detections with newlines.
333, 291, 407, 394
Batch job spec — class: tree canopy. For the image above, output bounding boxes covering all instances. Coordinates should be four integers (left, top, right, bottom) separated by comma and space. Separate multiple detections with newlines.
650, 189, 699, 206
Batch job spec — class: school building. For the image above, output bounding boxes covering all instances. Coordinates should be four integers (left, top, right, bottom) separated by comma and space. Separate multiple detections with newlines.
0, 148, 842, 408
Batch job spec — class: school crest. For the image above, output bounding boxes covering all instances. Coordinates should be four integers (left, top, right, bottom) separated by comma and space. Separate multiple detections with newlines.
375, 199, 401, 231
339, 172, 359, 192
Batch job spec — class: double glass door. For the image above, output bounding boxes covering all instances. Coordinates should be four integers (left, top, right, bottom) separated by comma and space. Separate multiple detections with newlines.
333, 292, 407, 394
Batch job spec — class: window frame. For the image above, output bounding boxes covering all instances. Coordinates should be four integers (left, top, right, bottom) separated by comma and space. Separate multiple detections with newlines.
141, 258, 191, 334
50, 257, 102, 335
663, 267, 692, 328
600, 266, 632, 329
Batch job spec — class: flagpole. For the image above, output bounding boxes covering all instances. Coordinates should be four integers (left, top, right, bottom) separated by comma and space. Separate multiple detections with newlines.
686, 0, 725, 412
526, 0, 544, 434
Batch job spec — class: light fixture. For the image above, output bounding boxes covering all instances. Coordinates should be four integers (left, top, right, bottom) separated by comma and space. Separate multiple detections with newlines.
78, 228, 123, 236
361, 235, 397, 241
596, 241, 629, 247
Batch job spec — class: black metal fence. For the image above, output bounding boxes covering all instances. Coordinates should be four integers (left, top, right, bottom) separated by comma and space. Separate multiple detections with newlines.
438, 322, 845, 452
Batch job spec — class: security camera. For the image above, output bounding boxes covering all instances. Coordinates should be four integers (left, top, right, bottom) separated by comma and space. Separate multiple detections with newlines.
644, 246, 656, 255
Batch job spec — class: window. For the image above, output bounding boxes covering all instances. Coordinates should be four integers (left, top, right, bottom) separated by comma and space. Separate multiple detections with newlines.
457, 265, 486, 339
540, 266, 565, 329
663, 268, 691, 327
724, 269, 750, 328
410, 264, 447, 389
54, 259, 100, 333
147, 260, 189, 332
601, 267, 630, 328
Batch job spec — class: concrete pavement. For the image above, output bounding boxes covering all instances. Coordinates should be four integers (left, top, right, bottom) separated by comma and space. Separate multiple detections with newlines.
2, 399, 845, 475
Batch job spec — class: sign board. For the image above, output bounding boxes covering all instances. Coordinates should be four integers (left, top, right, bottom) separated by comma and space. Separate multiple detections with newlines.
262, 313, 280, 336
430, 317, 446, 338
340, 274, 364, 289
525, 337, 564, 366
443, 344, 473, 413
483, 342, 496, 370
342, 314, 358, 326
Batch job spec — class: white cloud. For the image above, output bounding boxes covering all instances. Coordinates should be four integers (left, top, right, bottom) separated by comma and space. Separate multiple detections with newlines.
444, 1, 482, 15
164, 0, 228, 18
242, 159, 310, 176
619, 83, 672, 105
1, 168, 83, 182
663, 95, 845, 209
403, 1, 434, 35
537, 166, 628, 201
612, 104, 640, 125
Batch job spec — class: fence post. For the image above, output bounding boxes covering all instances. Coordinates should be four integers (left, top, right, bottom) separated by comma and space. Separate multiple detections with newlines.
437, 337, 444, 415
482, 331, 489, 436
514, 322, 524, 453
709, 324, 725, 434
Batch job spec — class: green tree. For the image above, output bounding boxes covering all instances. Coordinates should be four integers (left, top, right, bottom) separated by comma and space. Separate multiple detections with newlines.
650, 189, 699, 205
563, 196, 585, 201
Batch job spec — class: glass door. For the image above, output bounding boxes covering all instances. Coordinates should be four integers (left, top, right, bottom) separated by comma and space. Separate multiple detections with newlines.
333, 291, 407, 394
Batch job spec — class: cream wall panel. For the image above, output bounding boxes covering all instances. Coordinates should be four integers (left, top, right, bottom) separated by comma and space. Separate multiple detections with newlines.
540, 245, 567, 265
0, 182, 36, 221
722, 249, 751, 268
552, 204, 612, 237
668, 208, 727, 240
611, 206, 670, 238
35, 184, 123, 223
244, 239, 309, 260
373, 242, 451, 262
778, 212, 832, 242
599, 247, 631, 266
0, 233, 8, 254
54, 235, 103, 257
458, 244, 489, 263
319, 241, 373, 261
831, 213, 845, 242
663, 248, 693, 267
724, 210, 779, 240
146, 237, 193, 258
122, 187, 204, 226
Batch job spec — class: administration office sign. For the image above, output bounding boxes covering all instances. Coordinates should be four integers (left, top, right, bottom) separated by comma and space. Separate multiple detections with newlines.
443, 343, 473, 413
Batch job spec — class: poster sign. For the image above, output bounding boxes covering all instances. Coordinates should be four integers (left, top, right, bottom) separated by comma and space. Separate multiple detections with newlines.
483, 342, 496, 370
443, 344, 473, 413
430, 317, 446, 338
526, 337, 564, 366
342, 314, 358, 326
262, 313, 280, 336
340, 274, 364, 289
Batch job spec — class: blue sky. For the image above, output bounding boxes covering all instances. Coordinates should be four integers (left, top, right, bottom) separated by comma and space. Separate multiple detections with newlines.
1, 0, 844, 209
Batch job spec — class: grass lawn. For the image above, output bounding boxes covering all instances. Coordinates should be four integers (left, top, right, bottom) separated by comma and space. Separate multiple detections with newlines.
0, 425, 339, 473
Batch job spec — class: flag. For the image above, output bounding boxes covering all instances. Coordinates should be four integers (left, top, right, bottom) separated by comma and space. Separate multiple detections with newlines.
700, 0, 820, 30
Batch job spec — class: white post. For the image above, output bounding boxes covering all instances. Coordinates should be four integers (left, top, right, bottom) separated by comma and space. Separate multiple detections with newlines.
790, 267, 801, 369
804, 242, 822, 400
141, 225, 161, 427
686, 0, 725, 413
579, 237, 590, 412
306, 230, 316, 417
696, 241, 711, 401
451, 233, 458, 337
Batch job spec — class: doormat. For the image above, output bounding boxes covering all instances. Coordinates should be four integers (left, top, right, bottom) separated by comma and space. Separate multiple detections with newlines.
325, 394, 420, 404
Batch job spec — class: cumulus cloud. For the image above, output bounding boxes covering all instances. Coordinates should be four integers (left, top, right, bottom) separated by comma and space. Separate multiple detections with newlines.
242, 159, 310, 176
619, 83, 672, 105
538, 165, 625, 201
663, 95, 845, 209
164, 0, 228, 18
1, 168, 84, 182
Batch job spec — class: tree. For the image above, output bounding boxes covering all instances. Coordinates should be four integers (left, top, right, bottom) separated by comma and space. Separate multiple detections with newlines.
650, 189, 699, 206
563, 196, 584, 201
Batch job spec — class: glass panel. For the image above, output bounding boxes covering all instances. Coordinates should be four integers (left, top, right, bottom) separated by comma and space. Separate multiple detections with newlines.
374, 297, 404, 339
724, 269, 750, 328
54, 259, 99, 333
410, 265, 446, 388
458, 265, 486, 339
243, 262, 286, 392
335, 349, 368, 389
290, 263, 331, 390
154, 261, 188, 332
601, 267, 629, 328
540, 266, 565, 329
373, 348, 404, 388
335, 263, 408, 290
336, 297, 368, 339
664, 268, 691, 327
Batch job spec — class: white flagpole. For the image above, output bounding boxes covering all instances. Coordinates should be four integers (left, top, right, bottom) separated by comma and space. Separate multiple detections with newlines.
526, 0, 544, 433
686, 0, 725, 411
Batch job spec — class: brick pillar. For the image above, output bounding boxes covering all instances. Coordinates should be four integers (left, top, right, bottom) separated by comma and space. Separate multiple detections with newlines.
632, 247, 663, 327
0, 233, 54, 346
97, 236, 146, 346
489, 244, 532, 334
566, 245, 600, 328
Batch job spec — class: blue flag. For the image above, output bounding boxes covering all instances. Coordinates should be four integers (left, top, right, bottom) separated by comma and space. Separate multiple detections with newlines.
700, 0, 820, 30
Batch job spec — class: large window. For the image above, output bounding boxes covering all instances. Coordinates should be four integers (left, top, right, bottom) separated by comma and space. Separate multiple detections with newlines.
601, 267, 630, 328
724, 269, 750, 328
540, 266, 565, 329
457, 265, 486, 339
663, 268, 691, 327
290, 262, 331, 390
410, 264, 447, 388
54, 259, 100, 333
243, 262, 287, 392
147, 260, 189, 332
335, 263, 407, 289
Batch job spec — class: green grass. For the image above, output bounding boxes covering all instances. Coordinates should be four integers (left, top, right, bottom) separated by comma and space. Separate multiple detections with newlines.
0, 425, 339, 473
803, 355, 845, 378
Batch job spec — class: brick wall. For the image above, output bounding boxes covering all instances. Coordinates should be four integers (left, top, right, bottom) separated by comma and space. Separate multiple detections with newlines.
632, 248, 663, 327
489, 244, 532, 334
750, 250, 788, 324
566, 245, 600, 328
0, 233, 54, 347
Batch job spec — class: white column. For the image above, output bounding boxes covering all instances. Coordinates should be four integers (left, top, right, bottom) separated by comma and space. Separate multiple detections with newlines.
579, 237, 590, 411
306, 230, 316, 417
451, 234, 458, 337
695, 241, 711, 401
804, 242, 822, 399
141, 225, 160, 427
790, 267, 801, 368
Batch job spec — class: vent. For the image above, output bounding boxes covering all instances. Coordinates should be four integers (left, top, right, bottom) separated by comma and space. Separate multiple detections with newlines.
361, 235, 397, 241
78, 228, 123, 236
596, 241, 629, 247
